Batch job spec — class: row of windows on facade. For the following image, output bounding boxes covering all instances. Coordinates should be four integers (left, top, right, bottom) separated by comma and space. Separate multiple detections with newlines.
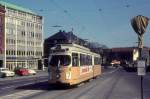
20, 31, 42, 38
6, 50, 42, 56
6, 17, 42, 30
72, 53, 101, 66
7, 9, 42, 23
6, 29, 42, 39
6, 61, 37, 70
6, 39, 42, 47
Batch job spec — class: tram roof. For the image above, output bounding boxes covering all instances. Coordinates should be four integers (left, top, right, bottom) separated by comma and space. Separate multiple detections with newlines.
57, 43, 100, 56
58, 43, 90, 51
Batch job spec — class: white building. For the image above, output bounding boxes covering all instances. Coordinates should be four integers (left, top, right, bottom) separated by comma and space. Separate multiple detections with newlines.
0, 1, 43, 70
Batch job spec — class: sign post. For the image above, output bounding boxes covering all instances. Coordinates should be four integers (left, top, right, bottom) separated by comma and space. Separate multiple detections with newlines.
137, 60, 146, 99
131, 15, 149, 99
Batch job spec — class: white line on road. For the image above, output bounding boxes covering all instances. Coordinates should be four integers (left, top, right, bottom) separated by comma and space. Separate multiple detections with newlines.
1, 85, 16, 90
0, 82, 35, 90
0, 80, 48, 90
0, 90, 44, 99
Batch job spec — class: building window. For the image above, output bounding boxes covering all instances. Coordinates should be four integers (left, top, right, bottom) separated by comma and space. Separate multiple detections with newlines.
6, 50, 8, 55
21, 31, 25, 36
21, 21, 25, 26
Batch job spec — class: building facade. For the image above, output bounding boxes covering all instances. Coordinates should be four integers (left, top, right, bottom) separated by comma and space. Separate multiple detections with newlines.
110, 47, 150, 65
0, 1, 43, 70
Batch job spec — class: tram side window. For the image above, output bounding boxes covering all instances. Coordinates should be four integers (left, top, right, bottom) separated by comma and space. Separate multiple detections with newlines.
94, 57, 100, 65
80, 54, 85, 66
72, 53, 79, 66
80, 54, 92, 66
87, 55, 92, 65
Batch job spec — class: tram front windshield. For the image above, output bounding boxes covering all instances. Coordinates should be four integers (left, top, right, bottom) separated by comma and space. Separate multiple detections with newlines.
49, 55, 71, 66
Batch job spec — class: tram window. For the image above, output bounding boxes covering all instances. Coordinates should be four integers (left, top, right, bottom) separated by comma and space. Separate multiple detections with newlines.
90, 56, 92, 65
80, 54, 85, 66
87, 55, 92, 65
72, 53, 79, 66
80, 54, 92, 66
94, 57, 100, 65
49, 55, 71, 66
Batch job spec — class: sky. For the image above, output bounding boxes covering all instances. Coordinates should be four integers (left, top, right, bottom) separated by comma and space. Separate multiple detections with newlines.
3, 0, 150, 48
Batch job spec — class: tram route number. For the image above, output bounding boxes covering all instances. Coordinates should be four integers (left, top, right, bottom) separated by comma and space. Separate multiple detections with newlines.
66, 72, 71, 79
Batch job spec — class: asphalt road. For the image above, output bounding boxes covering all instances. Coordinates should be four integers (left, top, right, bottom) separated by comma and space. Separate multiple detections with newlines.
0, 67, 150, 99
0, 70, 48, 96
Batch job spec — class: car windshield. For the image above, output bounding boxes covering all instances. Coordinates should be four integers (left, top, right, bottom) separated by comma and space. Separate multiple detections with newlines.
49, 55, 71, 66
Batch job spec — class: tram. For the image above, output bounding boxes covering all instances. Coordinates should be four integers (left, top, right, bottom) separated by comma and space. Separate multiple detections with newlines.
48, 43, 101, 85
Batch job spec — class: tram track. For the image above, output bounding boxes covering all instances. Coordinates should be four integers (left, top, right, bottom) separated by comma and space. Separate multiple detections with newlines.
104, 69, 123, 99
0, 67, 120, 99
48, 72, 116, 99
0, 76, 48, 96
73, 68, 122, 99
30, 68, 121, 99
26, 84, 77, 99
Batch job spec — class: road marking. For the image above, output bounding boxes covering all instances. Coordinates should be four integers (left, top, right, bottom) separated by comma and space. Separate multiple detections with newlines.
102, 68, 119, 75
78, 94, 91, 99
1, 82, 35, 90
0, 90, 43, 99
1, 85, 16, 90
0, 80, 48, 91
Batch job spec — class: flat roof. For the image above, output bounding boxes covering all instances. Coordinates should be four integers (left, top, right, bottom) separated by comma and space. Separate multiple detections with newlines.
111, 47, 150, 52
0, 1, 36, 15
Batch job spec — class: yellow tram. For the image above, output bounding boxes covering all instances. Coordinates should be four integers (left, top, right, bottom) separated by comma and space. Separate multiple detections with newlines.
48, 43, 101, 85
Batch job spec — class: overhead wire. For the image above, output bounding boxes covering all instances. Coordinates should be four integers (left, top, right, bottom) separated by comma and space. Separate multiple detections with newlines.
50, 0, 86, 34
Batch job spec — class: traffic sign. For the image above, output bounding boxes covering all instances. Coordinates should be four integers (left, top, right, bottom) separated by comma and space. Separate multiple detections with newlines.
137, 60, 146, 76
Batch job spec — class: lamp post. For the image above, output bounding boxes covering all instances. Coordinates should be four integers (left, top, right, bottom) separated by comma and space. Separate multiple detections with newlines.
131, 15, 149, 99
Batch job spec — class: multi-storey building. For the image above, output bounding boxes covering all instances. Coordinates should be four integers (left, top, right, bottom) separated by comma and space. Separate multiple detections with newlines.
0, 1, 43, 70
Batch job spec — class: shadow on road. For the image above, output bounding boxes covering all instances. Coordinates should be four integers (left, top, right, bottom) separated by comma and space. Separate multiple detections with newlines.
16, 81, 76, 91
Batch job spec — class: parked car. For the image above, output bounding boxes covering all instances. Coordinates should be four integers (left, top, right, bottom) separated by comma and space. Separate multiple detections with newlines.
0, 68, 15, 78
28, 69, 36, 75
15, 68, 29, 76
